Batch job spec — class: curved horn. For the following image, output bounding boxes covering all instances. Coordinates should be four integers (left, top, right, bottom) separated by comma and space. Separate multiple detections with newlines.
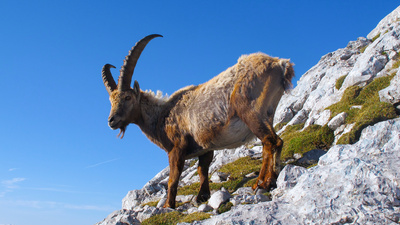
118, 34, 163, 91
102, 64, 117, 95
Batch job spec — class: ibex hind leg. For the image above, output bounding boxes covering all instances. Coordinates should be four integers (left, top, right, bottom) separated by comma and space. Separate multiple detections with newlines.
196, 151, 214, 204
233, 106, 283, 192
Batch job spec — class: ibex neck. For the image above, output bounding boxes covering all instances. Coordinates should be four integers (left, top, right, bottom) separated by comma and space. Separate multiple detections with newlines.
136, 91, 169, 150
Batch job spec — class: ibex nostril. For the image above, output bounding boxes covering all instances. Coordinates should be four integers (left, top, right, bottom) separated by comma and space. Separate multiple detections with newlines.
108, 117, 114, 123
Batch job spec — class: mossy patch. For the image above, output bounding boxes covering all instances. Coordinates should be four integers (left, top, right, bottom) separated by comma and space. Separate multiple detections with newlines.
141, 211, 211, 225
217, 202, 233, 214
189, 159, 198, 168
360, 45, 368, 53
274, 122, 288, 131
243, 177, 257, 188
327, 74, 397, 145
392, 54, 400, 70
178, 157, 261, 195
335, 75, 347, 90
178, 182, 200, 196
141, 200, 159, 207
371, 33, 381, 42
280, 124, 334, 161
218, 157, 261, 179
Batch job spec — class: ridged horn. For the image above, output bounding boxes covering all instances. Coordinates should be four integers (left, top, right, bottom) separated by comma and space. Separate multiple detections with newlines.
118, 34, 163, 91
102, 64, 117, 95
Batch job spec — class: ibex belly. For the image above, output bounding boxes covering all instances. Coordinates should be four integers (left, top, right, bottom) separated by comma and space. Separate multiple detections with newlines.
185, 116, 255, 159
211, 117, 255, 150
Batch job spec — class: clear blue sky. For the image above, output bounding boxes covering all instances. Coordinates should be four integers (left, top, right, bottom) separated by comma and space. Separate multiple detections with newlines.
0, 1, 398, 224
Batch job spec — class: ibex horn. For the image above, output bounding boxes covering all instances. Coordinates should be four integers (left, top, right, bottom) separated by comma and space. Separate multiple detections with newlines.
102, 64, 117, 95
118, 34, 163, 91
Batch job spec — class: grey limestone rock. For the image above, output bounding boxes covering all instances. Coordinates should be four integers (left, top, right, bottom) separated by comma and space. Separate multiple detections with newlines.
192, 119, 400, 225
328, 112, 348, 131
95, 210, 140, 225
208, 188, 231, 209
380, 69, 400, 105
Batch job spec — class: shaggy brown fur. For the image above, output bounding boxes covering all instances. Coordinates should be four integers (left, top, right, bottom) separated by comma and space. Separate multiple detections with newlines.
102, 35, 294, 209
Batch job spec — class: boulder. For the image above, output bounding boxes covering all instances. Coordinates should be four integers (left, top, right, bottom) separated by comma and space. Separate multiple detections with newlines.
327, 112, 348, 131
230, 194, 270, 206
208, 188, 231, 209
95, 210, 140, 225
296, 149, 327, 166
379, 69, 400, 105
210, 172, 229, 183
198, 204, 213, 212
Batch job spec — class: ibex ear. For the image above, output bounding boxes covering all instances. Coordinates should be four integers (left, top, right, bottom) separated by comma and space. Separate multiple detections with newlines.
133, 80, 140, 96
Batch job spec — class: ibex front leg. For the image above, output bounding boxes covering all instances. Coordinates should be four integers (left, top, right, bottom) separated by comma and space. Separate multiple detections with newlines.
164, 147, 185, 209
254, 134, 282, 192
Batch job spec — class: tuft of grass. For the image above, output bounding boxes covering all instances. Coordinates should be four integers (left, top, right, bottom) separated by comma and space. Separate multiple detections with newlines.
178, 183, 200, 196
141, 200, 159, 207
327, 74, 397, 145
142, 211, 211, 225
189, 159, 198, 168
274, 122, 288, 131
371, 33, 381, 42
327, 85, 363, 120
337, 101, 396, 144
142, 211, 182, 225
218, 157, 262, 179
178, 157, 262, 195
243, 177, 257, 188
335, 75, 347, 90
359, 45, 368, 53
217, 202, 233, 214
280, 124, 334, 161
392, 53, 400, 69
179, 212, 211, 223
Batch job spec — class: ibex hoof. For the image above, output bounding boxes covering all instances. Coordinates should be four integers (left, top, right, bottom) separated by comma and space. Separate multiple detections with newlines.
196, 193, 210, 204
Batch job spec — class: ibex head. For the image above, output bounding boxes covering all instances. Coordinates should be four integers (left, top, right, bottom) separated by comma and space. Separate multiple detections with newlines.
102, 34, 162, 138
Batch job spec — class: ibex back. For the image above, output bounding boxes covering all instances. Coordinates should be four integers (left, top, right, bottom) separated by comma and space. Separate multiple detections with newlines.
102, 34, 294, 208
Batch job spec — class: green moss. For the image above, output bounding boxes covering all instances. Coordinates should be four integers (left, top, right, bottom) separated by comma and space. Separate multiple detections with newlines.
306, 163, 318, 169
328, 74, 397, 145
178, 182, 200, 196
218, 157, 261, 179
327, 85, 363, 120
189, 159, 198, 168
274, 122, 288, 131
360, 45, 368, 53
179, 212, 211, 223
142, 211, 182, 225
178, 157, 261, 195
243, 177, 257, 188
141, 200, 159, 207
217, 202, 233, 214
210, 177, 249, 192
371, 33, 381, 42
337, 101, 396, 144
142, 211, 211, 225
280, 124, 334, 161
392, 56, 400, 70
335, 75, 347, 90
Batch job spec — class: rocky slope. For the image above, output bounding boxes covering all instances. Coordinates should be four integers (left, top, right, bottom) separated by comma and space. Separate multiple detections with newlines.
97, 5, 400, 225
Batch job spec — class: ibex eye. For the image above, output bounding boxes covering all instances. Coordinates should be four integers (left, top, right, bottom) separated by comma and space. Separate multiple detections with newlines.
125, 96, 131, 101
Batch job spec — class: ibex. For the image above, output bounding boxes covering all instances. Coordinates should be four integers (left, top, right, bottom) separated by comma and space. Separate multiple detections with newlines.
102, 34, 294, 208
